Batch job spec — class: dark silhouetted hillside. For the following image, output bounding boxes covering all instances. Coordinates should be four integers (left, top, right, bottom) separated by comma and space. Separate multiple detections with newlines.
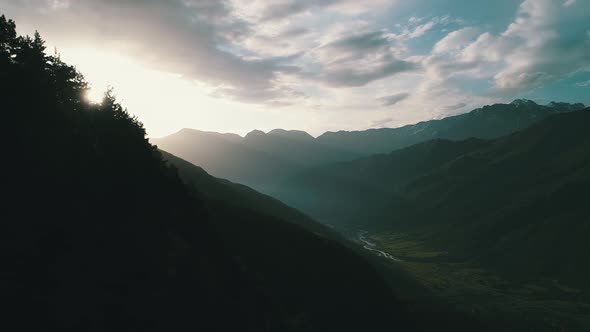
1, 15, 288, 332
160, 150, 341, 238
159, 152, 406, 330
153, 128, 302, 192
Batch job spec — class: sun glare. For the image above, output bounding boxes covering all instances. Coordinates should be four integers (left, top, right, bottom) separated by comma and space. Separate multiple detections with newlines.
57, 47, 271, 137
86, 88, 104, 104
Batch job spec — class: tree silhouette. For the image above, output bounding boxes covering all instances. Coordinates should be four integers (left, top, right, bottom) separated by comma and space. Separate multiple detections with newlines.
1, 14, 285, 332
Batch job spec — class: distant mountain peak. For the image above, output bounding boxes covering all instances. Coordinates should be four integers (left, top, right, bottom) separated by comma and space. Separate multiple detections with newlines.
547, 101, 586, 111
510, 99, 538, 106
171, 128, 243, 142
178, 128, 202, 134
245, 129, 266, 139
268, 129, 314, 141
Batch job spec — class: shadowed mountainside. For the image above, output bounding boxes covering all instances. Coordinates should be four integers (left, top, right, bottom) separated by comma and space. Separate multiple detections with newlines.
1, 15, 294, 332
159, 152, 417, 331
275, 109, 590, 288
160, 151, 544, 332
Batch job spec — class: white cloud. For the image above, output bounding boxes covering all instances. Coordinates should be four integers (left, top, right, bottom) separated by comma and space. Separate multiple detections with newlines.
563, 0, 576, 7
425, 0, 590, 97
433, 27, 479, 54
232, 0, 393, 22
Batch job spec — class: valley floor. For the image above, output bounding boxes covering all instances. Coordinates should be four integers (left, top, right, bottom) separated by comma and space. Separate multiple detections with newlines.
354, 231, 590, 332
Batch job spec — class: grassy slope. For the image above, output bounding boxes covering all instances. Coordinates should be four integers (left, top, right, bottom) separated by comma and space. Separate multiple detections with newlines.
368, 232, 590, 331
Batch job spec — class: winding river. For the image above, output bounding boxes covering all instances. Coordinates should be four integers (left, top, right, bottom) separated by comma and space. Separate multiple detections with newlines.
358, 231, 402, 262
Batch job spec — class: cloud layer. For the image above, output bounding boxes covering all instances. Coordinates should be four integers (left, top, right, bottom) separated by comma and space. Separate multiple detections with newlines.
2, 0, 589, 134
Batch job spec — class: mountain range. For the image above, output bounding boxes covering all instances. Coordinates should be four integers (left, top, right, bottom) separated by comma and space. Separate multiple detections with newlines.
274, 108, 590, 288
316, 99, 586, 154
154, 99, 586, 193
152, 128, 359, 193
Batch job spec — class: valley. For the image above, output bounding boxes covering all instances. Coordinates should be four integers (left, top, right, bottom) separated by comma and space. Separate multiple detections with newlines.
159, 101, 590, 331
356, 230, 590, 331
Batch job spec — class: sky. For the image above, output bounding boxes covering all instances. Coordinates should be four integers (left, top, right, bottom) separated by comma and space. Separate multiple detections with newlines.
1, 0, 589, 137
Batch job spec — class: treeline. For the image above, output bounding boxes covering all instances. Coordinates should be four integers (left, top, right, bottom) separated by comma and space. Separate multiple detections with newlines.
1, 14, 286, 332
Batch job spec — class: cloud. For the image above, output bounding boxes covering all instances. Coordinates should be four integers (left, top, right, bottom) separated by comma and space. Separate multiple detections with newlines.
301, 30, 419, 87
408, 16, 423, 24
260, 0, 336, 21
371, 117, 393, 127
417, 0, 590, 104
564, 0, 576, 7
433, 27, 479, 54
325, 31, 394, 55
306, 58, 417, 87
2, 0, 588, 135
256, 0, 392, 21
2, 0, 303, 104
378, 93, 409, 106
280, 27, 311, 38
407, 21, 435, 39
442, 102, 467, 111
462, 0, 590, 94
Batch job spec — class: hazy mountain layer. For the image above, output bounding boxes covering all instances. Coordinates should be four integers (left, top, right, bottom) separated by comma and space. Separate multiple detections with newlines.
153, 128, 359, 192
155, 100, 585, 193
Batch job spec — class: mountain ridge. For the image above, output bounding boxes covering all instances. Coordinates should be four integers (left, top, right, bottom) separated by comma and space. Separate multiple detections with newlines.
316, 100, 586, 154
165, 100, 585, 142
155, 100, 585, 193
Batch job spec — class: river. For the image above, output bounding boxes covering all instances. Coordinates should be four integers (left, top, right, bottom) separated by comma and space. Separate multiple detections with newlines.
358, 231, 402, 262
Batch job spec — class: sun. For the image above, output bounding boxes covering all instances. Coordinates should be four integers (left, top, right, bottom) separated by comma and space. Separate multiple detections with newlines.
85, 87, 104, 104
